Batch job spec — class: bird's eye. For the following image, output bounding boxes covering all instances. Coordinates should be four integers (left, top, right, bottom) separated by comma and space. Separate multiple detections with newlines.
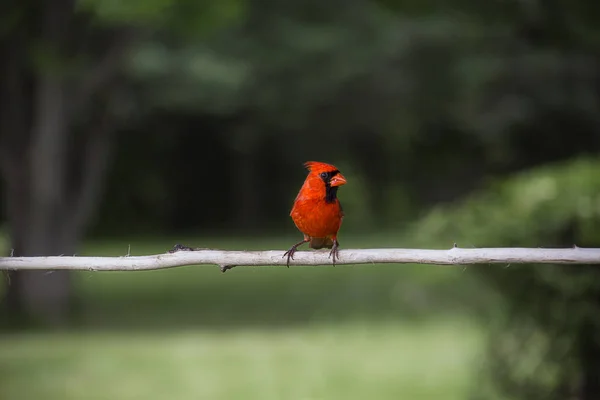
320, 172, 328, 179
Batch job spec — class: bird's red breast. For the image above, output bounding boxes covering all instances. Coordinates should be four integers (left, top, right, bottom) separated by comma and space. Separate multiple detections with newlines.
290, 161, 346, 243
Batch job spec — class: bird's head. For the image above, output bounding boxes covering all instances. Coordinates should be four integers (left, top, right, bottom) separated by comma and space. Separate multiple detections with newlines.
303, 161, 346, 203
304, 161, 347, 187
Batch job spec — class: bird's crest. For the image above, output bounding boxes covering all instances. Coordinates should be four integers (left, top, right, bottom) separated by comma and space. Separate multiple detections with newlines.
303, 161, 339, 174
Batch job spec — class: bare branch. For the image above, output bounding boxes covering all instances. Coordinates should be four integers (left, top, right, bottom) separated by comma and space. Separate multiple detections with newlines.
1, 247, 599, 273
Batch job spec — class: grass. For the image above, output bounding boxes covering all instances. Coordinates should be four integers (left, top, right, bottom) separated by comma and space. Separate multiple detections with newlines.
0, 234, 491, 399
0, 319, 483, 400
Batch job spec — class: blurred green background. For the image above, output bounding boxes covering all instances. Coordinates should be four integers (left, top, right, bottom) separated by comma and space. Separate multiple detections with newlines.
1, 0, 600, 399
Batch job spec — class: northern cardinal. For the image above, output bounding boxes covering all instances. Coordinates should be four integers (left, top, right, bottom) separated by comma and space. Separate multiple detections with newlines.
283, 161, 347, 267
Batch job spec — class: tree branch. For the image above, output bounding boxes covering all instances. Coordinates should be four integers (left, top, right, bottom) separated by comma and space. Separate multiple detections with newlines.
0, 246, 599, 273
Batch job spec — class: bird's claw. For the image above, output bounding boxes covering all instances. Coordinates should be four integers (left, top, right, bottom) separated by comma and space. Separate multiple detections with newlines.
283, 248, 296, 268
329, 241, 340, 266
283, 239, 309, 268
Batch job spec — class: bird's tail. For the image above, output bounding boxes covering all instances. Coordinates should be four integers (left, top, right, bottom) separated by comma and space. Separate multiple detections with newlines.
309, 237, 334, 249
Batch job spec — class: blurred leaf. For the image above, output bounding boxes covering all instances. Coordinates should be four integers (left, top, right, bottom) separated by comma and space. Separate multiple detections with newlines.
78, 0, 244, 35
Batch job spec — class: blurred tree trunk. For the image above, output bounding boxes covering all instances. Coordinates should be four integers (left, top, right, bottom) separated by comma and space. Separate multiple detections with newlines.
1, 89, 113, 326
0, 0, 129, 327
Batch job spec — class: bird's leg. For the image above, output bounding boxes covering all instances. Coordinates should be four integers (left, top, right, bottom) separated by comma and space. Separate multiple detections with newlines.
329, 239, 340, 266
283, 238, 309, 267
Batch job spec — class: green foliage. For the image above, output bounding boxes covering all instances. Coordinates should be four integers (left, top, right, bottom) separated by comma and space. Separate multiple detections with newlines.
409, 157, 600, 399
412, 157, 600, 248
77, 0, 600, 234
128, 43, 249, 115
78, 0, 244, 36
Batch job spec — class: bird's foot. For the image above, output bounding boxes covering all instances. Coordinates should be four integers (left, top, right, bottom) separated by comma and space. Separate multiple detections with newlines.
329, 240, 340, 266
169, 243, 196, 253
283, 239, 308, 268
283, 247, 298, 268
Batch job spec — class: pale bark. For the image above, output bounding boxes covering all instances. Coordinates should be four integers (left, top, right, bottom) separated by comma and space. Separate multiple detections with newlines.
0, 246, 599, 273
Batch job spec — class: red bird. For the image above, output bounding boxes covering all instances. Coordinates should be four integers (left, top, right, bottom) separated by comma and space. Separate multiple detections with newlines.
284, 161, 347, 267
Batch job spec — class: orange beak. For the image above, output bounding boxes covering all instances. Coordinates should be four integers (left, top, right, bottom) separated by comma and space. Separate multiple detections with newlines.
330, 173, 347, 187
